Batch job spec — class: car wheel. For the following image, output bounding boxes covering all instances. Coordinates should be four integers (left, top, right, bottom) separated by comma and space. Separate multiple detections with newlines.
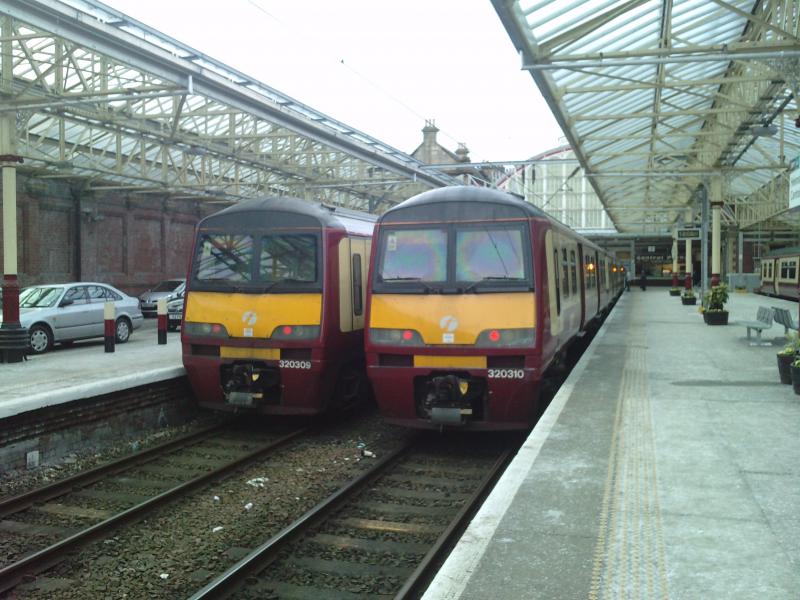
29, 324, 54, 354
115, 317, 132, 343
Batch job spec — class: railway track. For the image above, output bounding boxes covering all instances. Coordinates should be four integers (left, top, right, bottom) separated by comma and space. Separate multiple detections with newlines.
0, 421, 307, 594
189, 433, 519, 599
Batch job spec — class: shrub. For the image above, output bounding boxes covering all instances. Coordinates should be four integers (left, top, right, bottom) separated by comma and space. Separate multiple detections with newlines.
703, 283, 729, 311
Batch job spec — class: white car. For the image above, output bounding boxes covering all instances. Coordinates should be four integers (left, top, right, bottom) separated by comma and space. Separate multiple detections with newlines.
4, 282, 144, 354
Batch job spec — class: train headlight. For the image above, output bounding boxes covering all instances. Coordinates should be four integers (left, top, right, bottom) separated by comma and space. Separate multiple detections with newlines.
369, 328, 424, 346
475, 328, 535, 347
270, 325, 320, 340
183, 322, 229, 338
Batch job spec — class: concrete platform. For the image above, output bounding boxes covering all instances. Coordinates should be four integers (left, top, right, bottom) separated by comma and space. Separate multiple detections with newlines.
0, 319, 184, 419
425, 290, 800, 600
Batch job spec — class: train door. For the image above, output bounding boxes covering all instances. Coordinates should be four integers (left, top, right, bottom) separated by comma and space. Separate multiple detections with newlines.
545, 230, 562, 338
769, 259, 777, 295
338, 236, 369, 333
595, 251, 601, 309
577, 244, 586, 328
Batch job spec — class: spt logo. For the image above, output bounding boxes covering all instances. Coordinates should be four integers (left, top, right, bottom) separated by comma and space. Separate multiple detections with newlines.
439, 315, 458, 332
242, 311, 257, 337
440, 315, 458, 344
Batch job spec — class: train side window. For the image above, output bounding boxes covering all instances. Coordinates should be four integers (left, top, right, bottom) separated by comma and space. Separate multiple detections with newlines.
553, 249, 561, 314
352, 254, 363, 316
788, 259, 798, 280
561, 248, 569, 297
569, 249, 577, 291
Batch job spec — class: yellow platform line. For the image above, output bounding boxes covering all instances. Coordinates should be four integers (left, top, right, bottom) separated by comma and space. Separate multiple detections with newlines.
590, 306, 669, 600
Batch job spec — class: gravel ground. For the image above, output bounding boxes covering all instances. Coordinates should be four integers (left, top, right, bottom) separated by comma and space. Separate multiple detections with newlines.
0, 414, 221, 502
9, 408, 412, 600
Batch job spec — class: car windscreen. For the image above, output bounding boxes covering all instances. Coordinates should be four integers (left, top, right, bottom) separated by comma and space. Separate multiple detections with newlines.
374, 223, 531, 293
193, 232, 320, 291
20, 287, 63, 308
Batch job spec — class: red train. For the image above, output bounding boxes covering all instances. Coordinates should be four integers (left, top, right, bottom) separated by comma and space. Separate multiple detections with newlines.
364, 186, 623, 430
181, 196, 375, 415
758, 246, 800, 300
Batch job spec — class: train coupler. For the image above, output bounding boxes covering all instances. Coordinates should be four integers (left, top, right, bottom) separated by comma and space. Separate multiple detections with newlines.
417, 373, 485, 425
221, 362, 279, 407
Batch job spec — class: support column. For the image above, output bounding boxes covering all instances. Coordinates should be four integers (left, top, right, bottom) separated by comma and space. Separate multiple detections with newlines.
710, 178, 722, 287
685, 238, 692, 290
0, 118, 28, 362
671, 235, 679, 288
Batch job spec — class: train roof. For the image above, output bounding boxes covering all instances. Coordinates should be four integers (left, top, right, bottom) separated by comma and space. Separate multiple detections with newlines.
199, 195, 376, 236
378, 185, 607, 253
380, 186, 550, 222
764, 245, 800, 257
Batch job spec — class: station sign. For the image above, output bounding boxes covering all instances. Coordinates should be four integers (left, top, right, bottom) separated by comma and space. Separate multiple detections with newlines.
677, 228, 701, 240
790, 158, 800, 209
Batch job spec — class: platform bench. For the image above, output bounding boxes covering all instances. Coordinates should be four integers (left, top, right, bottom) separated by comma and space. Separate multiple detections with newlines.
772, 306, 799, 334
739, 306, 773, 341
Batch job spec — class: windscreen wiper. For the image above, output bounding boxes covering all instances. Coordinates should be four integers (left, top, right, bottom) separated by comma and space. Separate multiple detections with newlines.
261, 278, 310, 293
380, 276, 435, 293
462, 276, 528, 294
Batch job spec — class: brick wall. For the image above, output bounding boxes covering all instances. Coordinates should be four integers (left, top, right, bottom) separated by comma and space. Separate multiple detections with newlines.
0, 174, 215, 297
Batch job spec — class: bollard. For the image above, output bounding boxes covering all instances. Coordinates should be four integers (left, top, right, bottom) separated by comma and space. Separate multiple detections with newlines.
104, 301, 115, 353
157, 298, 167, 345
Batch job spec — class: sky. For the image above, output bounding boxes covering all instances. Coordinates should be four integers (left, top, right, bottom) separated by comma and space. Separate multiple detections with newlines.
100, 0, 567, 163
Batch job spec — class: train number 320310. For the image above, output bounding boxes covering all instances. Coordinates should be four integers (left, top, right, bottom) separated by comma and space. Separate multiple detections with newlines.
487, 369, 524, 379
279, 359, 312, 370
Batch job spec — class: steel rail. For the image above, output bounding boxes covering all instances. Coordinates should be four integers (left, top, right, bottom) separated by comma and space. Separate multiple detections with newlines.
187, 439, 416, 600
393, 446, 517, 599
0, 421, 231, 518
0, 427, 308, 594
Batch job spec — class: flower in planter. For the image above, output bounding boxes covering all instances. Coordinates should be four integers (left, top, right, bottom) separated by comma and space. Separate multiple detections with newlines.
702, 283, 729, 312
780, 333, 800, 357
681, 290, 695, 298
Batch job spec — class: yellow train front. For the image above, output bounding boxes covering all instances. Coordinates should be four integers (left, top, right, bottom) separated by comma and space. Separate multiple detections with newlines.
366, 186, 622, 430
181, 196, 374, 415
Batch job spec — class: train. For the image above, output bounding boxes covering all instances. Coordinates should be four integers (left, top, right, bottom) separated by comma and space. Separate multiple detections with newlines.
758, 246, 800, 300
181, 195, 375, 415
364, 186, 624, 431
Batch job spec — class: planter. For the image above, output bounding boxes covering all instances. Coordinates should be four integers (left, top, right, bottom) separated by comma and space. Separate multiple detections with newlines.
777, 353, 794, 384
792, 363, 800, 395
703, 310, 729, 325
669, 289, 682, 296
681, 296, 697, 305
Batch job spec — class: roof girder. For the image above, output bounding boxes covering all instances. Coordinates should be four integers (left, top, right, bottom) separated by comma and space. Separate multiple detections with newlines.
493, 0, 800, 233
0, 0, 458, 210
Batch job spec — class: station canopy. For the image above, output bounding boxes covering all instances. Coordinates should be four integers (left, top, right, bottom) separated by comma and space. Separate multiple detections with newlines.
492, 0, 800, 233
0, 0, 460, 213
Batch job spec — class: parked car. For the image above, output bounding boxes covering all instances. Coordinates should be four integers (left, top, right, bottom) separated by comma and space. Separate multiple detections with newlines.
166, 292, 184, 331
2, 282, 144, 354
138, 278, 186, 317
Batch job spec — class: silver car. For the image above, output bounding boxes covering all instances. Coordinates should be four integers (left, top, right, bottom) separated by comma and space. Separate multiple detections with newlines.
166, 294, 184, 331
138, 279, 186, 317
4, 282, 144, 354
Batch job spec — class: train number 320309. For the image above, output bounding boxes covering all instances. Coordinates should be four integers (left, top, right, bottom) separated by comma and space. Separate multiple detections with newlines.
279, 359, 312, 370
487, 369, 525, 379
